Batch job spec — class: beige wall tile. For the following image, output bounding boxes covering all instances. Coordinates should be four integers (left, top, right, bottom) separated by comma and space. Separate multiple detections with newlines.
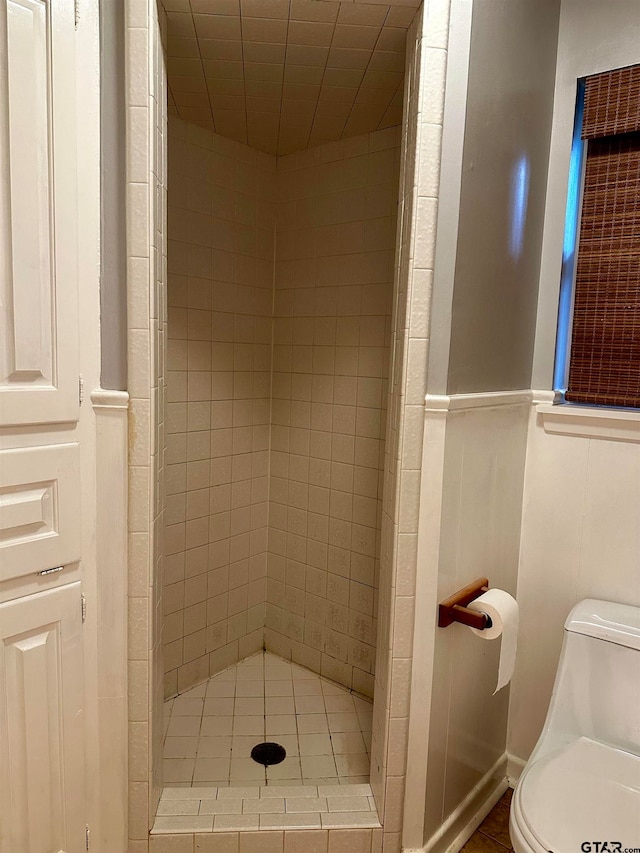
195, 832, 240, 852
239, 831, 285, 853
164, 118, 276, 693
150, 835, 194, 853
266, 128, 398, 694
327, 829, 372, 853
284, 829, 329, 853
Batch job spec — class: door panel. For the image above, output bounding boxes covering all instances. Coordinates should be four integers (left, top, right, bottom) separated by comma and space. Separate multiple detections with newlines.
0, 443, 81, 583
0, 0, 78, 426
0, 582, 85, 853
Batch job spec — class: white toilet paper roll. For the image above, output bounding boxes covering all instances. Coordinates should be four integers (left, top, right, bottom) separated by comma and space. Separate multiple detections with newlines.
467, 589, 519, 694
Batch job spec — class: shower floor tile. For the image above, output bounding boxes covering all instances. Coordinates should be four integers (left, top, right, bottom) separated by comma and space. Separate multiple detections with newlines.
162, 651, 373, 787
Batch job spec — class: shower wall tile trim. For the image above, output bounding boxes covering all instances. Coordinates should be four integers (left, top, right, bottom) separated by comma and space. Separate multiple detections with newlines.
368, 3, 451, 852
163, 114, 401, 701
126, 0, 170, 847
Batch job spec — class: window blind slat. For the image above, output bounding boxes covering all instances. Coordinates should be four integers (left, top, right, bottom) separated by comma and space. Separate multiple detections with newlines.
566, 132, 640, 408
582, 65, 640, 139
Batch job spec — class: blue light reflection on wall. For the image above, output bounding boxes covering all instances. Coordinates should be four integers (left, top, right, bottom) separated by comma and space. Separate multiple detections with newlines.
509, 155, 530, 260
553, 80, 586, 393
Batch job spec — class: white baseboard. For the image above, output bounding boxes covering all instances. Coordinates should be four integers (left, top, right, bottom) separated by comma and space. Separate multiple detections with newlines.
415, 753, 510, 853
507, 753, 526, 786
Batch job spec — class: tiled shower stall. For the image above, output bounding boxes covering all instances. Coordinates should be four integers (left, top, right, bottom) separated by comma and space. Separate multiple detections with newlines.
125, 0, 452, 849
162, 117, 400, 702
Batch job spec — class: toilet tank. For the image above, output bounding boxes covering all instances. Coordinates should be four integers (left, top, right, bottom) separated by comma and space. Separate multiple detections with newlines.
531, 599, 640, 762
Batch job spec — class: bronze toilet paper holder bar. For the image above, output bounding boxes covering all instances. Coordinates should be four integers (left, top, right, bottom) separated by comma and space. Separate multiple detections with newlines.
438, 577, 492, 630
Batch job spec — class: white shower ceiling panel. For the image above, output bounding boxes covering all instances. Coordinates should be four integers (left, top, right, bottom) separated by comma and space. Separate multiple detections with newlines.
162, 0, 418, 155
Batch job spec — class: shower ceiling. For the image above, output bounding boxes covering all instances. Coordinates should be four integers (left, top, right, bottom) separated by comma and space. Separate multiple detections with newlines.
162, 0, 418, 155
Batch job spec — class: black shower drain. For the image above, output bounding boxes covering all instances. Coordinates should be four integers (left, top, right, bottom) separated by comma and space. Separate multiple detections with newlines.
251, 742, 286, 766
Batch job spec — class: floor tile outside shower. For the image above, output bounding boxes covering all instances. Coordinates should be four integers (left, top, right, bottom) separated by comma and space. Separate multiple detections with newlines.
162, 652, 373, 787
462, 790, 514, 853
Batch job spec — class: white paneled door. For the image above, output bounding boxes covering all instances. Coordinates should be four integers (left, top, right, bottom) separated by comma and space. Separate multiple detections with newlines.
0, 0, 79, 427
0, 0, 93, 851
0, 583, 85, 853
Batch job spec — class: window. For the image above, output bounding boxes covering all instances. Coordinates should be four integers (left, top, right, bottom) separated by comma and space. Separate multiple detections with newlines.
554, 64, 640, 409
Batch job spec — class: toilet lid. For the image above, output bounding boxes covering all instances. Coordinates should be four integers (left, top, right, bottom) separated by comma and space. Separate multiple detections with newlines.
519, 737, 640, 853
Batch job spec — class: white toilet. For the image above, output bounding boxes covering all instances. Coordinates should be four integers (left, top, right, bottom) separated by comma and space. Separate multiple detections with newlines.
510, 599, 640, 853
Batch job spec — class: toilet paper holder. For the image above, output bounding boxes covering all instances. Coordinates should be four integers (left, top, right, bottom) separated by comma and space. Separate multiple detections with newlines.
438, 577, 492, 630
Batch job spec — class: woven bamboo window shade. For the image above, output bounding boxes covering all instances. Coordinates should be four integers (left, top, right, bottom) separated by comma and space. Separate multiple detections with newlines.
565, 64, 640, 408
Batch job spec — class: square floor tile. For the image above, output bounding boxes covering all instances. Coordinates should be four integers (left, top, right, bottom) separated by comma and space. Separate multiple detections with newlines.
275, 734, 299, 756
235, 681, 265, 697
234, 716, 265, 735
293, 680, 323, 696
266, 714, 297, 735
193, 757, 231, 781
200, 715, 233, 736
204, 697, 235, 716
197, 736, 232, 758
327, 713, 360, 732
265, 757, 302, 781
167, 716, 201, 737
265, 680, 293, 697
163, 759, 195, 783
235, 698, 265, 715
230, 757, 266, 782
231, 734, 260, 756
237, 667, 264, 682
300, 755, 337, 778
266, 696, 296, 715
334, 753, 370, 776
295, 695, 326, 714
298, 733, 332, 756
206, 680, 235, 698
331, 732, 366, 754
164, 736, 199, 759
297, 714, 329, 734
324, 694, 355, 713
265, 665, 293, 681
